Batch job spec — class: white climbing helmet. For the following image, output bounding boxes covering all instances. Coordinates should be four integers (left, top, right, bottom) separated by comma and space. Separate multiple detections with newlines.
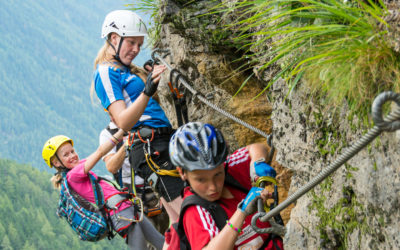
101, 10, 148, 39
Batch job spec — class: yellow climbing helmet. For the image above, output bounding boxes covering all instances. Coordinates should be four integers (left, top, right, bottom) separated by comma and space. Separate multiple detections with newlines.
42, 135, 73, 168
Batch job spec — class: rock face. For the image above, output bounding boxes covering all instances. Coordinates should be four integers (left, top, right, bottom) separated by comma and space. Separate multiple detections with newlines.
155, 0, 400, 249
270, 78, 400, 249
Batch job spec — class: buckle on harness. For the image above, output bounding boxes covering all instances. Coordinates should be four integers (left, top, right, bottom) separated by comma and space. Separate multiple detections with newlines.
117, 197, 144, 223
138, 127, 154, 138
105, 193, 130, 210
147, 172, 159, 190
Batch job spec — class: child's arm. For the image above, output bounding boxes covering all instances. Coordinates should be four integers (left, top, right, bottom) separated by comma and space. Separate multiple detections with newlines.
104, 144, 126, 174
84, 129, 125, 174
108, 95, 149, 132
247, 143, 276, 182
203, 209, 246, 250
247, 143, 269, 169
108, 65, 166, 131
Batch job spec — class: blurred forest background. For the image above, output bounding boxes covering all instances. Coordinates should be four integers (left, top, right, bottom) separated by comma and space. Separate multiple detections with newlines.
0, 0, 150, 174
0, 0, 150, 248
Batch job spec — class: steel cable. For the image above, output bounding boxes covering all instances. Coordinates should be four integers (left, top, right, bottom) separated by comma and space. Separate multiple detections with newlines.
152, 49, 272, 141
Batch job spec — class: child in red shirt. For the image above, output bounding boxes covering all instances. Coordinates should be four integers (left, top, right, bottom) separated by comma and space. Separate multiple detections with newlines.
165, 122, 283, 249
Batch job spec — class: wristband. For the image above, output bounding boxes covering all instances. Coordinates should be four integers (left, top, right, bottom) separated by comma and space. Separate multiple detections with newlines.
109, 138, 117, 146
111, 135, 122, 143
226, 220, 242, 234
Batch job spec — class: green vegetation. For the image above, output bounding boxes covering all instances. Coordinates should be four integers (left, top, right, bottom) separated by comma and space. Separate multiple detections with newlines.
0, 159, 127, 249
216, 0, 399, 113
138, 0, 399, 117
309, 178, 368, 249
131, 0, 238, 54
127, 0, 163, 47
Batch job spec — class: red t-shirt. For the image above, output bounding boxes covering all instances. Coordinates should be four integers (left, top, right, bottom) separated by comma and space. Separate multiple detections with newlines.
181, 147, 277, 250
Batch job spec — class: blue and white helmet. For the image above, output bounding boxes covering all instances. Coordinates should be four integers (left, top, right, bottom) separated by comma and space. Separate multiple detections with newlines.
169, 122, 229, 171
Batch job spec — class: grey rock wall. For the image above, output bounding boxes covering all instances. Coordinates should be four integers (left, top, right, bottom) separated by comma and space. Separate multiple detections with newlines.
156, 0, 400, 249
270, 79, 400, 249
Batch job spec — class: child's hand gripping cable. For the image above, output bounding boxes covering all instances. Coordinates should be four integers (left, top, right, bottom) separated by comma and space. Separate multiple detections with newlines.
238, 187, 264, 216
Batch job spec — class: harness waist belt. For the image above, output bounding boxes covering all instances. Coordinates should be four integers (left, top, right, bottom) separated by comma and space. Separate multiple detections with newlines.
133, 126, 173, 138
106, 193, 130, 210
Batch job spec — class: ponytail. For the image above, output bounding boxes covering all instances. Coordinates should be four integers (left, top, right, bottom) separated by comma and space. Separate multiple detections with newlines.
51, 170, 63, 190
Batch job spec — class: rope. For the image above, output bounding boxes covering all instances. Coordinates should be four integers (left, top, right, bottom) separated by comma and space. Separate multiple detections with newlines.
250, 91, 400, 234
152, 49, 273, 141
144, 153, 181, 177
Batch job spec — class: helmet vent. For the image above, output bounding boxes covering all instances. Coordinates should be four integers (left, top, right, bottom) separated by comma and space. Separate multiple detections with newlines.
185, 133, 194, 141
169, 122, 228, 171
187, 145, 198, 160
110, 22, 118, 30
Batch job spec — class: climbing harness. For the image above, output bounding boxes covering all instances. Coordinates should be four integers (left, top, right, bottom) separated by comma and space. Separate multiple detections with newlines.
118, 196, 144, 223
125, 138, 163, 218
250, 91, 400, 234
127, 126, 180, 192
99, 176, 144, 224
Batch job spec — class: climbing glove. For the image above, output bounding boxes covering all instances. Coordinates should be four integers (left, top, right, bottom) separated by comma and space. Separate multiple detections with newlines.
143, 72, 158, 97
254, 161, 277, 179
238, 187, 263, 216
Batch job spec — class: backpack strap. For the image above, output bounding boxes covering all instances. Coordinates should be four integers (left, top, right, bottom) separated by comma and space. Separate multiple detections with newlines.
88, 173, 116, 240
173, 176, 244, 250
224, 173, 249, 194
180, 195, 228, 230
176, 194, 229, 250
97, 176, 124, 191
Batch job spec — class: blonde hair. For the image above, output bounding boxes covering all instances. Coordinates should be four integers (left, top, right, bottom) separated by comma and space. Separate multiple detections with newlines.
49, 155, 63, 190
90, 38, 148, 103
51, 171, 63, 190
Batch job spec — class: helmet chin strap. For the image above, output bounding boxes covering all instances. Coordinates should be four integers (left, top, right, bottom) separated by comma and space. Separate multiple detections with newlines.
107, 37, 130, 68
55, 154, 68, 171
224, 159, 229, 175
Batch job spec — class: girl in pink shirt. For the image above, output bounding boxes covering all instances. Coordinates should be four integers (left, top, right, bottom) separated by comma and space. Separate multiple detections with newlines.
42, 130, 164, 250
